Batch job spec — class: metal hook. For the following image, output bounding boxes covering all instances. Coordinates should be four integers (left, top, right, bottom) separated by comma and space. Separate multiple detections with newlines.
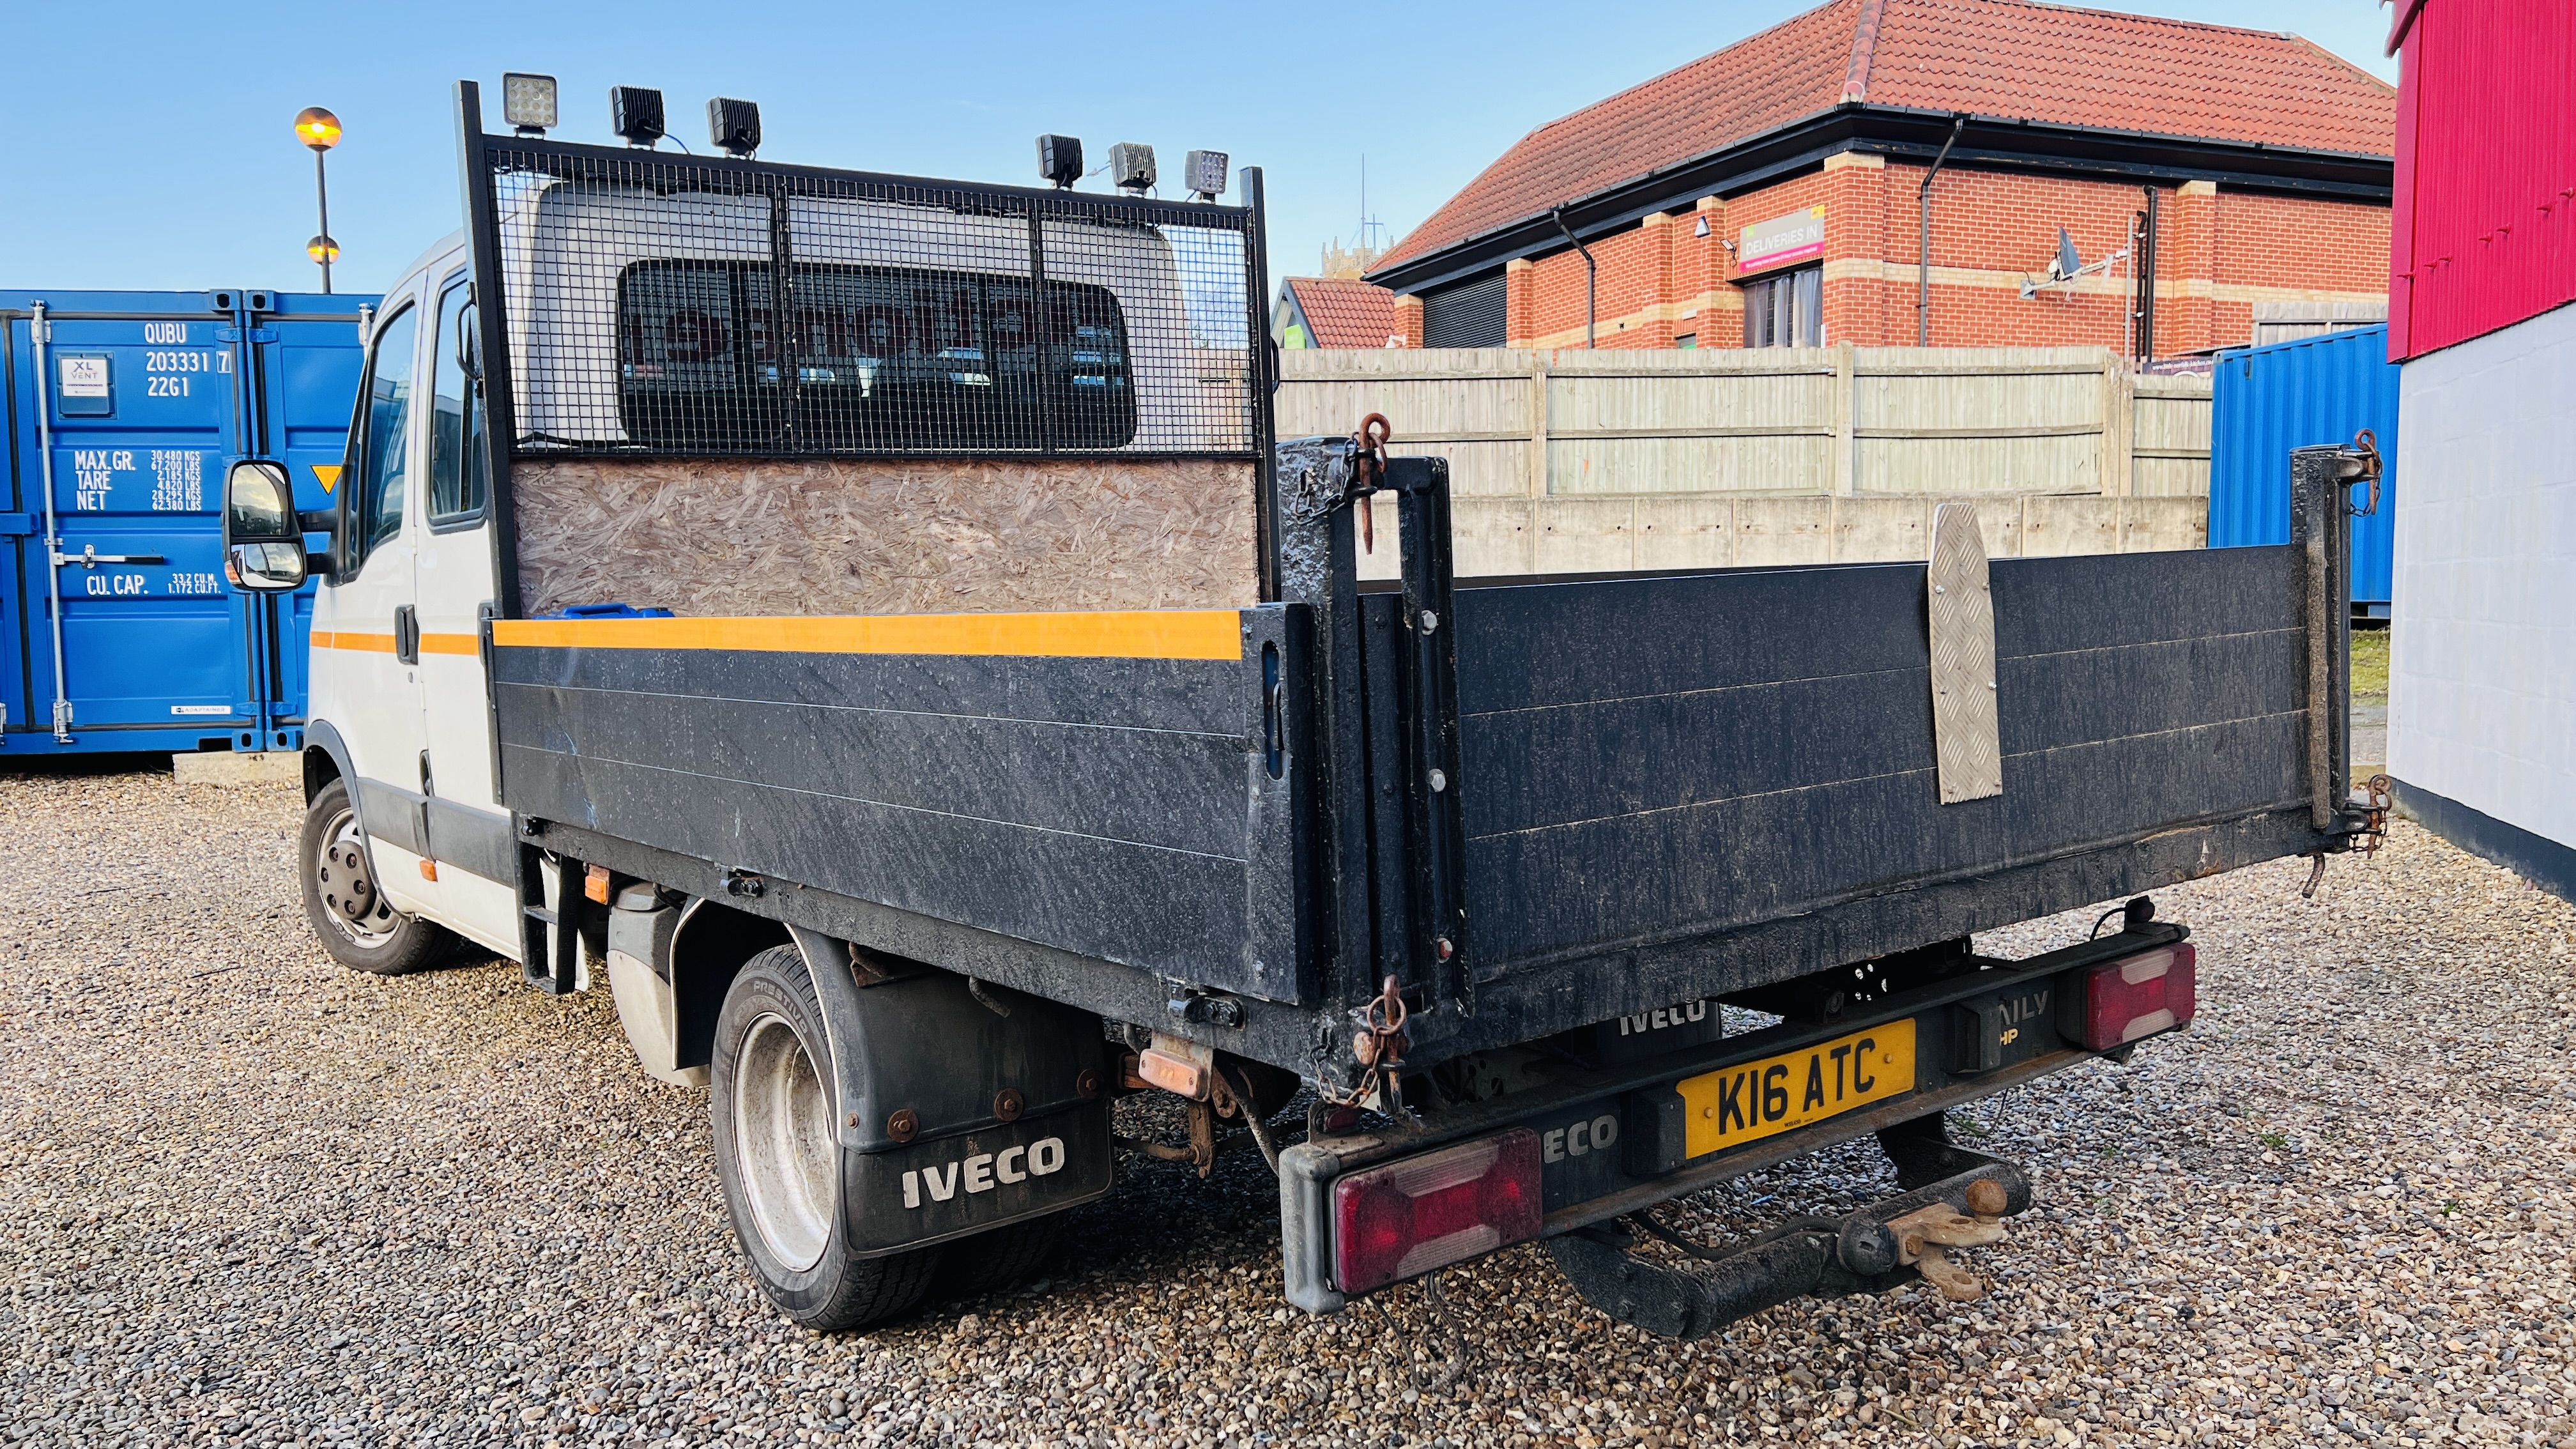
1351, 413, 1393, 553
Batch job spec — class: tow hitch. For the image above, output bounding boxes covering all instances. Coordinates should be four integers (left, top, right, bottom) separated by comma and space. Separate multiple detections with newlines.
1543, 1116, 2029, 1339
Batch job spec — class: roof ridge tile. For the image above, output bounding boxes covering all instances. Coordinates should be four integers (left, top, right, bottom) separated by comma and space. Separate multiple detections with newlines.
1841, 0, 1888, 100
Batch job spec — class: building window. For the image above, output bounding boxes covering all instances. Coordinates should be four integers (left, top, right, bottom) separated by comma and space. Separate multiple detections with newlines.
1422, 275, 1508, 348
1675, 334, 1697, 349
1742, 266, 1823, 348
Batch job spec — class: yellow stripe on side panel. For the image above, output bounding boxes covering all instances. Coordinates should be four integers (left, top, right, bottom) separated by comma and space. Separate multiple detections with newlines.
312, 631, 480, 655
489, 610, 1246, 661
312, 631, 397, 653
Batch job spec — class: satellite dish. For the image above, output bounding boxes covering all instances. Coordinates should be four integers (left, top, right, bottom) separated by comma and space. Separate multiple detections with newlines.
2055, 227, 2081, 282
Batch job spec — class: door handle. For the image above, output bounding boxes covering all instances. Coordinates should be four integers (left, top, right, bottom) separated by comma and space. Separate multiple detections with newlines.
53, 544, 167, 567
394, 604, 420, 664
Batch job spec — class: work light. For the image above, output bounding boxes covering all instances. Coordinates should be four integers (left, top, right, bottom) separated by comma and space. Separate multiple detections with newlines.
610, 86, 666, 147
502, 73, 558, 135
1108, 142, 1156, 194
1181, 149, 1229, 201
708, 98, 761, 157
1037, 135, 1083, 189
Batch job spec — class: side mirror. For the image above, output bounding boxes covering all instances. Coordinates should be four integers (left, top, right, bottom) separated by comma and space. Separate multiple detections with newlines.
221, 459, 307, 592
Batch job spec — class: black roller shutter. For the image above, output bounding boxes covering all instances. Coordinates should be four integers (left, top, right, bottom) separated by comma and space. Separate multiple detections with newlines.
1421, 274, 1508, 348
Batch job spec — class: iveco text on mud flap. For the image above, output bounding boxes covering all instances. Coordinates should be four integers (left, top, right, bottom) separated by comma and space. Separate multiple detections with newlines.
217, 73, 2387, 1338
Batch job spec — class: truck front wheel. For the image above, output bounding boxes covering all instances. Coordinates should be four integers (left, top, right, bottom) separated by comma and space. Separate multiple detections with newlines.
298, 779, 454, 976
710, 946, 942, 1330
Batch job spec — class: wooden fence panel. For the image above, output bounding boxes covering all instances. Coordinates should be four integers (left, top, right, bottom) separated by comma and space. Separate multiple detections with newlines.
2132, 374, 2218, 498
1278, 346, 2211, 573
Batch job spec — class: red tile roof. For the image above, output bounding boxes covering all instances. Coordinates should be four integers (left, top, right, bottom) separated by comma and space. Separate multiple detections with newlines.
1374, 0, 2396, 273
1285, 277, 1401, 349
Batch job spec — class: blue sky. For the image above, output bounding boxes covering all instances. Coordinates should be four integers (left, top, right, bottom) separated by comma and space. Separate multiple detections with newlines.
0, 1, 2397, 299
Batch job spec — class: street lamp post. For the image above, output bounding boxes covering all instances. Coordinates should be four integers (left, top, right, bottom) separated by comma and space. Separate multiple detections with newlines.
295, 106, 342, 293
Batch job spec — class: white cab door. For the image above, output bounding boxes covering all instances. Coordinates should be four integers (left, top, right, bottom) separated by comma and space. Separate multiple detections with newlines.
415, 266, 519, 956
325, 288, 436, 917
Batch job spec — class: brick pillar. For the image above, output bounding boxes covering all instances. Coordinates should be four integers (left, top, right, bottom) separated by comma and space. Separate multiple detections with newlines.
1505, 257, 1537, 347
1690, 196, 1733, 348
2163, 180, 2220, 356
1639, 211, 1676, 348
1394, 293, 1425, 349
1820, 151, 1887, 347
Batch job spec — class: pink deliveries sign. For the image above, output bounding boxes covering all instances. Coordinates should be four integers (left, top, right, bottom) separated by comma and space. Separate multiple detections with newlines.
1739, 205, 1826, 274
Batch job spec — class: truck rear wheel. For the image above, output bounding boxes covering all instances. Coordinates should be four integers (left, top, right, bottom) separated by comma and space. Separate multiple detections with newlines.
711, 946, 942, 1330
298, 779, 453, 976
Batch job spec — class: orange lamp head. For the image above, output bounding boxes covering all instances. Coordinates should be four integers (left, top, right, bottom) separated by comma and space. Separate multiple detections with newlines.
295, 107, 342, 151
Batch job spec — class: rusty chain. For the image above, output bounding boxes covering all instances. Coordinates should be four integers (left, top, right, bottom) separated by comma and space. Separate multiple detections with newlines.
1321, 974, 1413, 1115
2350, 772, 2393, 855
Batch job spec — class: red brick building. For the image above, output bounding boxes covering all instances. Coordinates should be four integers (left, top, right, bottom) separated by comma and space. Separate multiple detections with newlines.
1365, 0, 2396, 356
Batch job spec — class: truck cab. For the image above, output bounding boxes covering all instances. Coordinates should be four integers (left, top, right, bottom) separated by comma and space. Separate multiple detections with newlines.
280, 238, 519, 967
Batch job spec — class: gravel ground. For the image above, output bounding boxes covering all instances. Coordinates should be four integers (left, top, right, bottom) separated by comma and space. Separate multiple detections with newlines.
6, 765, 2575, 1449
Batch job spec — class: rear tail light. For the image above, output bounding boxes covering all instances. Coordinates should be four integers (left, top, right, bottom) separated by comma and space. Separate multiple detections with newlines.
1332, 1129, 1543, 1294
2068, 942, 2197, 1050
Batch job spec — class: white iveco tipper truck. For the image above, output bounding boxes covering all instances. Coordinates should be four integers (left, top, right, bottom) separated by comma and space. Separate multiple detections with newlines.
220, 77, 2383, 1336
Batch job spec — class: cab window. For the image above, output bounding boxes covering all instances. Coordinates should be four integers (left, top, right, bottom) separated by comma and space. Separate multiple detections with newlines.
428, 276, 488, 526
354, 303, 420, 565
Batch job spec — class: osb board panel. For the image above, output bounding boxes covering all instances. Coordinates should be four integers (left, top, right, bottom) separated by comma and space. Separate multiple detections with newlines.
513, 457, 1260, 619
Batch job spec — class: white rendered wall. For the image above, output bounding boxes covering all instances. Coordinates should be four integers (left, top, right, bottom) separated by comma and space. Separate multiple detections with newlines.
2388, 299, 2576, 850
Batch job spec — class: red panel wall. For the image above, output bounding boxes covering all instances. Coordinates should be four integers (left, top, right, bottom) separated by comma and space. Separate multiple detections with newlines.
2390, 0, 2576, 359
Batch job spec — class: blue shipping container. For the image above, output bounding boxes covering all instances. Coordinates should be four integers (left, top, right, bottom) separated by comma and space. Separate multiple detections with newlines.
2207, 323, 2399, 613
4, 288, 376, 756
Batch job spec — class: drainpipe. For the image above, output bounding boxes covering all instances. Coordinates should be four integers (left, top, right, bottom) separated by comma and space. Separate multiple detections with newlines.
31, 302, 72, 741
1551, 207, 1598, 348
1916, 114, 1966, 347
2137, 185, 2160, 364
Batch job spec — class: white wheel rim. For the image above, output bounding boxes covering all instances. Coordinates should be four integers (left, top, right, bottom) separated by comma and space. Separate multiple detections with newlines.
733, 1012, 836, 1271
313, 807, 401, 949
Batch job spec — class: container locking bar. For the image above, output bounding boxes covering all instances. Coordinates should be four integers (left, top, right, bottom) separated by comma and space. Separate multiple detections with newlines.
30, 301, 71, 740
52, 543, 169, 568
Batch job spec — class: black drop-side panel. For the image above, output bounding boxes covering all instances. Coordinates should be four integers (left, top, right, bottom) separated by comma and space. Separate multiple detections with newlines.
1453, 546, 2312, 978
490, 608, 1316, 1002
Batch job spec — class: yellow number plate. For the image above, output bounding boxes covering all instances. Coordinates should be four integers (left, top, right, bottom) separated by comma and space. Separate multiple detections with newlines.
1678, 1020, 1917, 1159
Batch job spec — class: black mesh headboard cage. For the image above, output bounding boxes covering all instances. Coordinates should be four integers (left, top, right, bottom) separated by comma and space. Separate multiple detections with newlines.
453, 80, 1278, 604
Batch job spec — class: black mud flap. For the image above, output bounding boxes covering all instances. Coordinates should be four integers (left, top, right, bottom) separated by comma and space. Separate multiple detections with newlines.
1544, 1138, 2031, 1340
788, 927, 1115, 1258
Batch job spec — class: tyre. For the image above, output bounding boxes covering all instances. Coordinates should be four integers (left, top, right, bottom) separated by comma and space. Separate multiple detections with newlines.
711, 946, 942, 1331
931, 1212, 1066, 1302
298, 779, 454, 976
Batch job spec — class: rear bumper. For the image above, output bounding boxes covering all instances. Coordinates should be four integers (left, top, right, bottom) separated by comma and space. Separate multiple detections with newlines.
1280, 923, 2188, 1314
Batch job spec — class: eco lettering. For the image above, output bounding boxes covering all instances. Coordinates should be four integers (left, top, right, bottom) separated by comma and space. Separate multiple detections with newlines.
1542, 1114, 1620, 1163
